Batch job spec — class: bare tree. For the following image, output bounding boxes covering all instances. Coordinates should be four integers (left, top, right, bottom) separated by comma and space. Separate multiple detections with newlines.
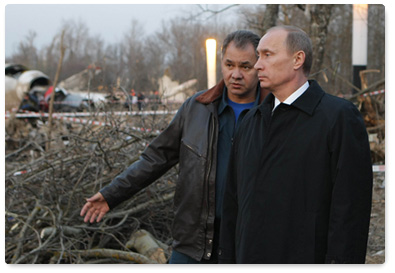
11, 30, 39, 68
261, 5, 280, 35
240, 5, 279, 36
121, 20, 149, 91
321, 5, 353, 95
307, 4, 334, 75
367, 4, 385, 88
156, 17, 209, 90
144, 35, 167, 90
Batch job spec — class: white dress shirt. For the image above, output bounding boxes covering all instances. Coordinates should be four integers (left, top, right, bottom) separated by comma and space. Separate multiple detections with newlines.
273, 81, 310, 112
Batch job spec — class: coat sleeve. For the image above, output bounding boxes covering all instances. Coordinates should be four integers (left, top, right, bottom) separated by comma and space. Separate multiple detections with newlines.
218, 129, 240, 264
99, 99, 189, 209
325, 101, 373, 263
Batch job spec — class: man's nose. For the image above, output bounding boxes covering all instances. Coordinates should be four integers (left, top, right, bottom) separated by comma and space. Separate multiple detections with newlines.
232, 68, 242, 78
254, 60, 262, 70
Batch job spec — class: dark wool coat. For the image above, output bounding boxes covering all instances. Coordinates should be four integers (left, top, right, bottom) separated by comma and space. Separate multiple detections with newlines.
219, 80, 373, 264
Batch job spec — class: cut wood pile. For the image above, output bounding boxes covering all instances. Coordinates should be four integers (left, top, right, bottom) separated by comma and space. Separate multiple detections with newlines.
5, 107, 177, 264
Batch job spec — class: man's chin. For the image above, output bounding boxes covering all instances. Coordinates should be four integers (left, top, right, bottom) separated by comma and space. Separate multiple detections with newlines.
259, 81, 270, 88
229, 89, 246, 96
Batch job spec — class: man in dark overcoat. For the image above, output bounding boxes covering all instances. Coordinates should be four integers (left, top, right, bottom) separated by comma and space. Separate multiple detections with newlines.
218, 25, 373, 264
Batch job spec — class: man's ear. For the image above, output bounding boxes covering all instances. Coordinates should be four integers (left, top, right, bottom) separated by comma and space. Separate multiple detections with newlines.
293, 50, 305, 71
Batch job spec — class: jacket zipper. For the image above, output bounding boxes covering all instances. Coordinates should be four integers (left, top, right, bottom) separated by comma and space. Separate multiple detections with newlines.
207, 113, 215, 176
206, 113, 215, 205
203, 113, 215, 258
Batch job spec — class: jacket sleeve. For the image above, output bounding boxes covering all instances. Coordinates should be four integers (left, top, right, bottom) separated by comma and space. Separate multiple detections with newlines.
325, 101, 373, 263
99, 99, 189, 209
218, 129, 240, 264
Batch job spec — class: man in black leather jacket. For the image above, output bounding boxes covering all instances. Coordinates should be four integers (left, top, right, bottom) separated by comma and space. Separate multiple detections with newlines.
80, 30, 268, 263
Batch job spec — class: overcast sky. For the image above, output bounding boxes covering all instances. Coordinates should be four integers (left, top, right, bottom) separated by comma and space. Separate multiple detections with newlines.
4, 3, 242, 58
4, 1, 390, 59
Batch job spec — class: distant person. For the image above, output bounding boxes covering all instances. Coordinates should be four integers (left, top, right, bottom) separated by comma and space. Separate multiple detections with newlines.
80, 30, 268, 264
130, 89, 138, 109
124, 89, 135, 110
149, 90, 161, 110
219, 25, 373, 264
137, 92, 145, 111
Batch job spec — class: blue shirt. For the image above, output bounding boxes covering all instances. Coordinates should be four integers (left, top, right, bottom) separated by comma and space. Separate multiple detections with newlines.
215, 86, 261, 219
227, 98, 255, 123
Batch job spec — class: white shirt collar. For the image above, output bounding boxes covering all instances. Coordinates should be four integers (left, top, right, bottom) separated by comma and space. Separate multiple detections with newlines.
273, 81, 309, 112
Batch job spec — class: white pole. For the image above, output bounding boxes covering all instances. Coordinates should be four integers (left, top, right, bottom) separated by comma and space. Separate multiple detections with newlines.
352, 4, 368, 91
206, 38, 217, 89
352, 4, 368, 66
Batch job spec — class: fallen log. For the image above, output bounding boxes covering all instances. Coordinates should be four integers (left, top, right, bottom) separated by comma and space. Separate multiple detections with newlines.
51, 248, 157, 264
126, 229, 168, 264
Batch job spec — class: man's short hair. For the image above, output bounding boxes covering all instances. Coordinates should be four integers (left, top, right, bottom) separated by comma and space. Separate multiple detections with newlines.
221, 30, 260, 58
267, 25, 313, 76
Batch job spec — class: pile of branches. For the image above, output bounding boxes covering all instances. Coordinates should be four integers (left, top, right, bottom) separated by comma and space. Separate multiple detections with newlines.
330, 72, 385, 164
357, 93, 385, 164
5, 108, 177, 264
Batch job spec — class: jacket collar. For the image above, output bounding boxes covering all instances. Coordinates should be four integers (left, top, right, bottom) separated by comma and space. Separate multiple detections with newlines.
256, 80, 325, 116
195, 80, 225, 104
217, 84, 262, 115
195, 79, 270, 105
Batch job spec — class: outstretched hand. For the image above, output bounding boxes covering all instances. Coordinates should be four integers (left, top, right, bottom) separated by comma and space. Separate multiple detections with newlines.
80, 192, 110, 223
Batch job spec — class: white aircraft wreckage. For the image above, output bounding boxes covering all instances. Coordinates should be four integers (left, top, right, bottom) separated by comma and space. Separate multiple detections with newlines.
5, 64, 94, 112
5, 64, 198, 113
5, 64, 51, 111
158, 73, 197, 103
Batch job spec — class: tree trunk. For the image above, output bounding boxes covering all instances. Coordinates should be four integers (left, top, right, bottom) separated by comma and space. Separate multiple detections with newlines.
261, 4, 279, 34
309, 4, 333, 74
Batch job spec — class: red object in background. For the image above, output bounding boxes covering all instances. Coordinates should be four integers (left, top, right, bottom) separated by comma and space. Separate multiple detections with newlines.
44, 86, 54, 101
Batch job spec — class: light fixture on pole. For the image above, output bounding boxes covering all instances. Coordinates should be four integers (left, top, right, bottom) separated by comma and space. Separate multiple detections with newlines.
352, 4, 368, 91
206, 38, 217, 89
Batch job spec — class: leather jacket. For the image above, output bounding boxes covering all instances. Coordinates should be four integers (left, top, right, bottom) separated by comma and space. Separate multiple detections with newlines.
101, 80, 225, 261
100, 80, 268, 261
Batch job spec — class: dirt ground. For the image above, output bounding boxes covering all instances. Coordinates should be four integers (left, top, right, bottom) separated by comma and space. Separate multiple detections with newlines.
365, 171, 385, 264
